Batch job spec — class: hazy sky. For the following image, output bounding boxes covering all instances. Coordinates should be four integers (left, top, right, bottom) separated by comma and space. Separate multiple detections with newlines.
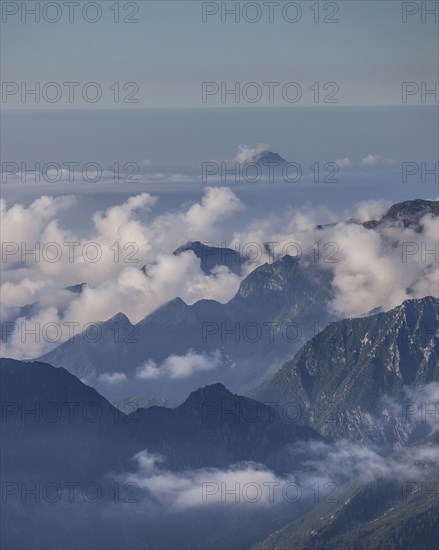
1, 0, 438, 108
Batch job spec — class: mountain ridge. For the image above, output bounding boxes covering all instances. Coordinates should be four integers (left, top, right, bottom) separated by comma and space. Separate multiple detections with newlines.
250, 296, 438, 446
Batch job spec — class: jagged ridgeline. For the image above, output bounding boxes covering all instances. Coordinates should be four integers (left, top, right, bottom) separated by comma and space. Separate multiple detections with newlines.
36, 199, 438, 405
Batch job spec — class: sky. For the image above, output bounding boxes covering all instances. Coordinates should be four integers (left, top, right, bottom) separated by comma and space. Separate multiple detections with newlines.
1, 104, 438, 221
1, 0, 438, 108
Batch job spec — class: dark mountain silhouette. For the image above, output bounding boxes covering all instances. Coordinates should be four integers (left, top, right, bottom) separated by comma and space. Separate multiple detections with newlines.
173, 240, 244, 275
39, 255, 334, 402
0, 359, 323, 477
251, 151, 287, 165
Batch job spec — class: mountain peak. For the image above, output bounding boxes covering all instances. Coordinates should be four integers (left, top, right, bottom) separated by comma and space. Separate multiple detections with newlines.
252, 295, 438, 446
396, 295, 438, 321
173, 241, 243, 274
180, 382, 234, 409
173, 241, 204, 255
251, 150, 287, 164
105, 312, 132, 326
364, 199, 438, 229
138, 296, 195, 329
385, 199, 438, 218
365, 296, 437, 318
65, 283, 86, 294
400, 295, 437, 308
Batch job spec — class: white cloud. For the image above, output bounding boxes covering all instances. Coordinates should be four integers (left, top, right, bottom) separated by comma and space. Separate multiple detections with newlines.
0, 188, 247, 357
0, 278, 46, 317
354, 199, 391, 222
136, 360, 162, 380
124, 450, 294, 509
335, 158, 352, 168
2, 307, 61, 359
234, 143, 271, 163
118, 435, 439, 510
325, 212, 439, 316
136, 350, 222, 380
359, 154, 381, 167
97, 372, 128, 385
0, 195, 76, 252
1, 189, 438, 358
184, 187, 244, 237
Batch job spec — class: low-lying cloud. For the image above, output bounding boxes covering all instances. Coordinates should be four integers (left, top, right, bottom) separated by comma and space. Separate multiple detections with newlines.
118, 435, 438, 510
136, 350, 222, 380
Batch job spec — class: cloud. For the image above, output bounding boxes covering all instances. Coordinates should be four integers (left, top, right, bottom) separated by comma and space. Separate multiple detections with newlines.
1, 189, 438, 358
234, 143, 271, 164
184, 187, 244, 237
0, 195, 76, 251
136, 360, 162, 380
118, 433, 439, 510
354, 199, 391, 222
0, 188, 247, 357
123, 450, 295, 509
324, 211, 439, 316
136, 350, 222, 380
231, 199, 438, 316
380, 382, 439, 433
0, 278, 47, 320
97, 372, 128, 385
296, 438, 438, 488
335, 158, 352, 168
359, 154, 382, 167
2, 306, 61, 360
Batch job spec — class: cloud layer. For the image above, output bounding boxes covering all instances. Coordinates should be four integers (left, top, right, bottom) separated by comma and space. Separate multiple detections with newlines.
1, 189, 437, 358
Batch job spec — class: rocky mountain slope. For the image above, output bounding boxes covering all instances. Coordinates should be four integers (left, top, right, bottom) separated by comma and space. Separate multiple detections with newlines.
251, 297, 438, 446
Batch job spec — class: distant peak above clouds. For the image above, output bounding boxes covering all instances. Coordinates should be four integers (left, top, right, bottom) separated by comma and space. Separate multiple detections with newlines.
234, 143, 287, 165
250, 150, 287, 164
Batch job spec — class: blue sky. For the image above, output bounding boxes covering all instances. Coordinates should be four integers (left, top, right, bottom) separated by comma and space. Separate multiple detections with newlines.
1, 0, 438, 108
